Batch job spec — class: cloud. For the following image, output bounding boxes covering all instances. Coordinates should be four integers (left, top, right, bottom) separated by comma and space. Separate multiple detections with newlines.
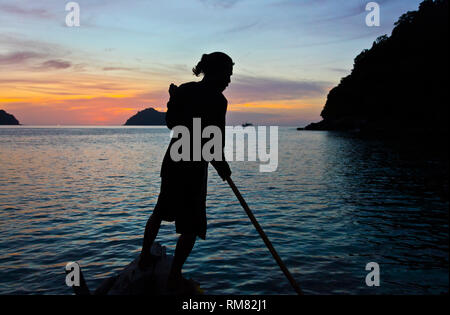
328, 67, 350, 74
40, 59, 72, 70
0, 35, 75, 72
222, 21, 260, 34
0, 34, 76, 72
0, 51, 44, 65
0, 4, 53, 19
199, 0, 242, 9
227, 111, 284, 124
226, 75, 332, 103
0, 51, 71, 70
102, 66, 135, 71
2, 94, 161, 125
0, 34, 64, 55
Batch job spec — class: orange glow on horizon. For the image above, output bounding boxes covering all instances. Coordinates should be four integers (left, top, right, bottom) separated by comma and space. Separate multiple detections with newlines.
1, 69, 326, 125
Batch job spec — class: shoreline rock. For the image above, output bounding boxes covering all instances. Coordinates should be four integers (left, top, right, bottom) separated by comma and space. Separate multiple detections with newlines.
124, 108, 166, 126
0, 109, 20, 125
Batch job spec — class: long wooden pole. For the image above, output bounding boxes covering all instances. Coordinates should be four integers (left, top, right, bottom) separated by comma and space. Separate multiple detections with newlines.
226, 177, 303, 295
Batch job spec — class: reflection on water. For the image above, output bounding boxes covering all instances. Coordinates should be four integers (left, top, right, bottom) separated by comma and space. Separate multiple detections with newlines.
0, 126, 448, 294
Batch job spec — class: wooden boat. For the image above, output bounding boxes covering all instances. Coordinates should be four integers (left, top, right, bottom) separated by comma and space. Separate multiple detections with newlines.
69, 242, 203, 295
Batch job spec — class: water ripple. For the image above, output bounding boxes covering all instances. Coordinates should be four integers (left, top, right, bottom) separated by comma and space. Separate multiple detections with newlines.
0, 127, 448, 294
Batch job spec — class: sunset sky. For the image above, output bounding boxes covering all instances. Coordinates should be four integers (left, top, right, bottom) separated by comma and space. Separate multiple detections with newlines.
0, 0, 423, 126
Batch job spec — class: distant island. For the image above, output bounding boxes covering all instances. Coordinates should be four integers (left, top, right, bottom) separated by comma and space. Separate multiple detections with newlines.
304, 0, 448, 137
124, 108, 166, 125
0, 109, 20, 125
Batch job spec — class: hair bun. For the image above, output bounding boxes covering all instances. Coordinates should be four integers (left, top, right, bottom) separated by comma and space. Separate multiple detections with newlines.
192, 52, 234, 77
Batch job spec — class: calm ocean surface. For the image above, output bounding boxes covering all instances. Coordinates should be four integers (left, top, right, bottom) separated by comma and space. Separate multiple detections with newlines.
0, 126, 448, 295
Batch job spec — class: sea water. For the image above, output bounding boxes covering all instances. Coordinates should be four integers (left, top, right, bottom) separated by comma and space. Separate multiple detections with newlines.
0, 126, 448, 294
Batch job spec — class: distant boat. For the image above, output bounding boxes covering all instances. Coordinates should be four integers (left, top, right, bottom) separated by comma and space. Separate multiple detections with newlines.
241, 122, 253, 128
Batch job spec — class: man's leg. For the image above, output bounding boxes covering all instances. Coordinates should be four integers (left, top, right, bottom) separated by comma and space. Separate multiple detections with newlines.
139, 211, 162, 268
168, 233, 196, 281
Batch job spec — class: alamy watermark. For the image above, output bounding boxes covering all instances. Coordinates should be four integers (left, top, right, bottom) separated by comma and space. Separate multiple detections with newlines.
64, 2, 380, 28
365, 262, 380, 287
366, 2, 380, 27
65, 2, 80, 27
65, 261, 80, 287
170, 118, 278, 173
63, 2, 381, 28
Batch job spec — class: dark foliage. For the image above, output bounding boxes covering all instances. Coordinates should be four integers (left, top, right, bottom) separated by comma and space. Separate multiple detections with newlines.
306, 0, 449, 136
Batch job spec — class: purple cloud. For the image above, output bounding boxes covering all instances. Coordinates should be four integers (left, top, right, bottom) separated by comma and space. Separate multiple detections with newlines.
226, 75, 332, 103
41, 59, 72, 69
0, 4, 53, 19
0, 51, 44, 65
199, 0, 241, 9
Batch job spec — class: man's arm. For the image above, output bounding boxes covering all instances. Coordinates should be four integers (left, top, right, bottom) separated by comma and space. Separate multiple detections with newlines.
211, 108, 231, 180
165, 84, 182, 130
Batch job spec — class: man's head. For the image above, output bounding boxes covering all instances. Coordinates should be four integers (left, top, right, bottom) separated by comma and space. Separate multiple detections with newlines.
193, 52, 234, 92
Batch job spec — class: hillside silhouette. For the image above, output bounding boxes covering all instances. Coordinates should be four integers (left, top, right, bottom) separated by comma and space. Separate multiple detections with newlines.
0, 109, 20, 125
305, 0, 449, 137
124, 108, 166, 125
